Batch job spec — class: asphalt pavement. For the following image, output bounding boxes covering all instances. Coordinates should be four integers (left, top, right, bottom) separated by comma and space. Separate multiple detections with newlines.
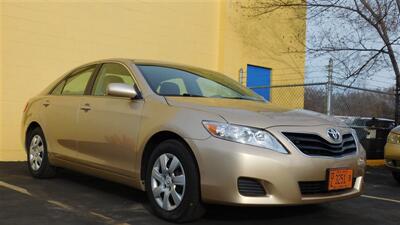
0, 162, 399, 225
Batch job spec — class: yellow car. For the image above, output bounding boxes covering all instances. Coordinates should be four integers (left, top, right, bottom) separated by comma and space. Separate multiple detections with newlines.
385, 126, 400, 183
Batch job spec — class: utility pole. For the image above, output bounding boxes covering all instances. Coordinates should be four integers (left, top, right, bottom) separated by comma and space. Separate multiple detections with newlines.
396, 75, 399, 125
326, 58, 333, 116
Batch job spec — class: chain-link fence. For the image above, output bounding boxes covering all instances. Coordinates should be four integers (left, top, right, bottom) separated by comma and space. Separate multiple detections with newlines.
256, 82, 396, 120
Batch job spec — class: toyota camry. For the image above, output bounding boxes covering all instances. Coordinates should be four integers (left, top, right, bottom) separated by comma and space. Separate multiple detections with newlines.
22, 59, 366, 222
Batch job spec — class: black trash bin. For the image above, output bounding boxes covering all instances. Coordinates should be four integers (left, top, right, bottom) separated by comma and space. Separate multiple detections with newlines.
350, 117, 395, 159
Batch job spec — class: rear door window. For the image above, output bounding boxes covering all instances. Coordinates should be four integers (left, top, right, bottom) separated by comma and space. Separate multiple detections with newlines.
62, 67, 95, 96
51, 80, 66, 95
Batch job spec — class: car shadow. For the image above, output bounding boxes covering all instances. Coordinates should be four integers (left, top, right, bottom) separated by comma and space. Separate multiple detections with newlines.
56, 168, 148, 204
56, 167, 325, 223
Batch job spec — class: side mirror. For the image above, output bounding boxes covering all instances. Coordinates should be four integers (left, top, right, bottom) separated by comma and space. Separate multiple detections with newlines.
107, 83, 137, 99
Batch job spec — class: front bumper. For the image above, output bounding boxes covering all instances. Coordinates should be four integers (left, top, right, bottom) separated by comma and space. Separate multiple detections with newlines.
186, 126, 365, 205
384, 143, 400, 172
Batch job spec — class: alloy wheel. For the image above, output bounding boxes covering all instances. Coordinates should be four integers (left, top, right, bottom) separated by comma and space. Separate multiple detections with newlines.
29, 135, 44, 171
151, 153, 186, 211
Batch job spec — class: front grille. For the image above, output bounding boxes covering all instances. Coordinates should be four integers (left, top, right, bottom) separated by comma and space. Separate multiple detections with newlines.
283, 132, 357, 157
299, 179, 355, 195
238, 178, 266, 197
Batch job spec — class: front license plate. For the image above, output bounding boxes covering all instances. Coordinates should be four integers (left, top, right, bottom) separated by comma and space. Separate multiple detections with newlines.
328, 168, 353, 191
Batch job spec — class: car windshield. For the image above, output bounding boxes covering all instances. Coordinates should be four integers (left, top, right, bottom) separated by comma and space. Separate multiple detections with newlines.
136, 64, 265, 101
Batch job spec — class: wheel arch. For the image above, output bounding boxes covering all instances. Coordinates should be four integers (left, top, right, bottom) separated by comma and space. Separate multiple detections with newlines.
25, 121, 42, 151
140, 131, 201, 186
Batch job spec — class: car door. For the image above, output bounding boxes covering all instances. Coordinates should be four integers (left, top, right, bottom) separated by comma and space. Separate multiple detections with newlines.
42, 65, 97, 161
76, 62, 144, 176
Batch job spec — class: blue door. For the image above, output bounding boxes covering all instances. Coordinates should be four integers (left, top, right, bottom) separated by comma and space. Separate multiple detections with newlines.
246, 65, 271, 100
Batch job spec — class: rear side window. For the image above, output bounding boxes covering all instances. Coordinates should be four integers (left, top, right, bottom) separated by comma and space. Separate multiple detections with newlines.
51, 80, 66, 95
62, 67, 94, 96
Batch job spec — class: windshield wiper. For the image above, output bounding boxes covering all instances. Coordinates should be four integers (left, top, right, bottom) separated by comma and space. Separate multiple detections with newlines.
164, 93, 205, 97
165, 94, 262, 101
181, 93, 205, 97
218, 96, 263, 101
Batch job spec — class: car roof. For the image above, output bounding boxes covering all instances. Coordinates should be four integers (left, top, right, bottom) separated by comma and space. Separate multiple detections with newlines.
83, 58, 199, 69
39, 58, 216, 97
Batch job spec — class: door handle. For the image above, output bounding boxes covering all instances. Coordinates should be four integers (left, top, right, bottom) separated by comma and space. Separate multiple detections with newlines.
43, 100, 50, 107
80, 103, 91, 112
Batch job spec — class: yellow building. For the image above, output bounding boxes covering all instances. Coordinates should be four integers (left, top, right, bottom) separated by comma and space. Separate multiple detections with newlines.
0, 0, 306, 161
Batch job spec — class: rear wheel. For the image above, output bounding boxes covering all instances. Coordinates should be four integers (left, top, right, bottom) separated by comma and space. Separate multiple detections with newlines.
27, 127, 56, 178
145, 139, 205, 222
392, 172, 400, 183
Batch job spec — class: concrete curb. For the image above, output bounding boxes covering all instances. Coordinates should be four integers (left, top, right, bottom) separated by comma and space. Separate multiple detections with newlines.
367, 160, 385, 166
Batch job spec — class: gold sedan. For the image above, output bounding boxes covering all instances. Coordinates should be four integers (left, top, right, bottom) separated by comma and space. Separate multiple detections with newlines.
22, 59, 366, 222
385, 126, 400, 183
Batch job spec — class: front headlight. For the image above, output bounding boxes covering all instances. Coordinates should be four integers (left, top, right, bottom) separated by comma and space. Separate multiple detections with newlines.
202, 121, 288, 154
387, 132, 400, 144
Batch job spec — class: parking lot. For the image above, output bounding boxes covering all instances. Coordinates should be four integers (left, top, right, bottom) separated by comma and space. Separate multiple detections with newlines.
0, 162, 399, 225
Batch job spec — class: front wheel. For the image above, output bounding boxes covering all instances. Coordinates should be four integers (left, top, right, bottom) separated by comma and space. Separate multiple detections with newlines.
145, 139, 205, 222
393, 172, 400, 184
27, 127, 56, 178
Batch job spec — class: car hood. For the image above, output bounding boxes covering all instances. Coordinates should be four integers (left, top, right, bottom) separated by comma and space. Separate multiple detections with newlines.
165, 97, 343, 129
392, 126, 400, 134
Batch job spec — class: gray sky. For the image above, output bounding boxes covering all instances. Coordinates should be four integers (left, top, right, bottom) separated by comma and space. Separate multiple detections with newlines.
304, 8, 398, 90
305, 54, 396, 89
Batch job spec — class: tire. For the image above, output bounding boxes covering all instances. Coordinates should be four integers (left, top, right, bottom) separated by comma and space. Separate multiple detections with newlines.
26, 127, 57, 178
393, 172, 400, 184
145, 139, 205, 222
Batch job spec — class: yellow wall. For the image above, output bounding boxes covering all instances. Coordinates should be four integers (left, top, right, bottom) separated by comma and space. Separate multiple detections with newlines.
0, 0, 306, 161
218, 1, 306, 108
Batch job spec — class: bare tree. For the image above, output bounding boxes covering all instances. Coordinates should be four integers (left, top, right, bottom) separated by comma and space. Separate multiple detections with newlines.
241, 0, 400, 124
304, 85, 395, 119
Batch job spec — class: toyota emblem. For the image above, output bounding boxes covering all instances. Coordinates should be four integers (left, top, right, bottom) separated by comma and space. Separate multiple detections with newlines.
327, 128, 341, 142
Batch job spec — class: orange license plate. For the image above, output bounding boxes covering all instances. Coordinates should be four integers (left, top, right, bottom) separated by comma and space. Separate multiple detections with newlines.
328, 168, 353, 191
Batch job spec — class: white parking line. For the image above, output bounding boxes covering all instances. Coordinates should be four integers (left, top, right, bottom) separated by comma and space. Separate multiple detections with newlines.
90, 211, 117, 223
0, 180, 131, 225
0, 181, 32, 196
47, 200, 74, 211
361, 194, 400, 204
